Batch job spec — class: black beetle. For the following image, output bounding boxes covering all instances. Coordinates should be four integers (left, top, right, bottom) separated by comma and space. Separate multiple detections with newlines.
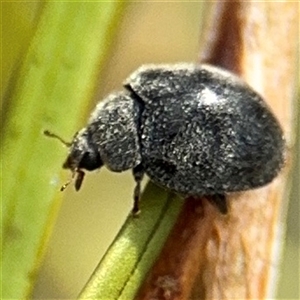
45, 64, 285, 214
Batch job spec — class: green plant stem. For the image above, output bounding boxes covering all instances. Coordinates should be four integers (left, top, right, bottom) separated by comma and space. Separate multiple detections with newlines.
79, 183, 183, 300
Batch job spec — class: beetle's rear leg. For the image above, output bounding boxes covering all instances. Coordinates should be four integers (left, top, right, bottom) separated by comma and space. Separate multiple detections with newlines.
206, 194, 228, 214
132, 164, 144, 215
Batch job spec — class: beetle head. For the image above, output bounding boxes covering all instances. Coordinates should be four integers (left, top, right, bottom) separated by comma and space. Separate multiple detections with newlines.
44, 129, 103, 191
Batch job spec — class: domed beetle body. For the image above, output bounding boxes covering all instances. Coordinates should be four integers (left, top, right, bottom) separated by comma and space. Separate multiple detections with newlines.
47, 64, 285, 214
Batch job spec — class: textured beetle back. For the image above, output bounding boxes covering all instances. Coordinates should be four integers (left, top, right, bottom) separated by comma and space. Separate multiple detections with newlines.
126, 64, 285, 195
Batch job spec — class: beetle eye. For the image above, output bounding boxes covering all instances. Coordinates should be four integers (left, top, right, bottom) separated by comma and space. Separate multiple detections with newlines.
79, 151, 103, 171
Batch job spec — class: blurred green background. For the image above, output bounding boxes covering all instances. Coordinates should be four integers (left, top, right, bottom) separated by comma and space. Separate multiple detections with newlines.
2, 2, 299, 299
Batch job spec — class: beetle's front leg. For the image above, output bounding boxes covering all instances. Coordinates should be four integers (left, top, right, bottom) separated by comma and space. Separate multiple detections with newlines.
132, 164, 145, 215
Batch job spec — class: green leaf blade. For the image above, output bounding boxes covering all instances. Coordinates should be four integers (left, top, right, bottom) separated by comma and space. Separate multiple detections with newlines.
1, 2, 125, 299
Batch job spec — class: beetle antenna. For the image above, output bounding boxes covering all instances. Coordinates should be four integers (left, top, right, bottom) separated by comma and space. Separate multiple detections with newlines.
60, 169, 85, 191
60, 179, 72, 191
60, 170, 76, 191
44, 130, 71, 147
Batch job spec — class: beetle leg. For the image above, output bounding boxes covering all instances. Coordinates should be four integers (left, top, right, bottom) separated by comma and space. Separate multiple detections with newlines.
132, 164, 144, 215
206, 194, 228, 214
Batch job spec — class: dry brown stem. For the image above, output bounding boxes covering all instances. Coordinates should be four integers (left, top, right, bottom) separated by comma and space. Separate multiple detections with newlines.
135, 198, 218, 300
135, 1, 298, 299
